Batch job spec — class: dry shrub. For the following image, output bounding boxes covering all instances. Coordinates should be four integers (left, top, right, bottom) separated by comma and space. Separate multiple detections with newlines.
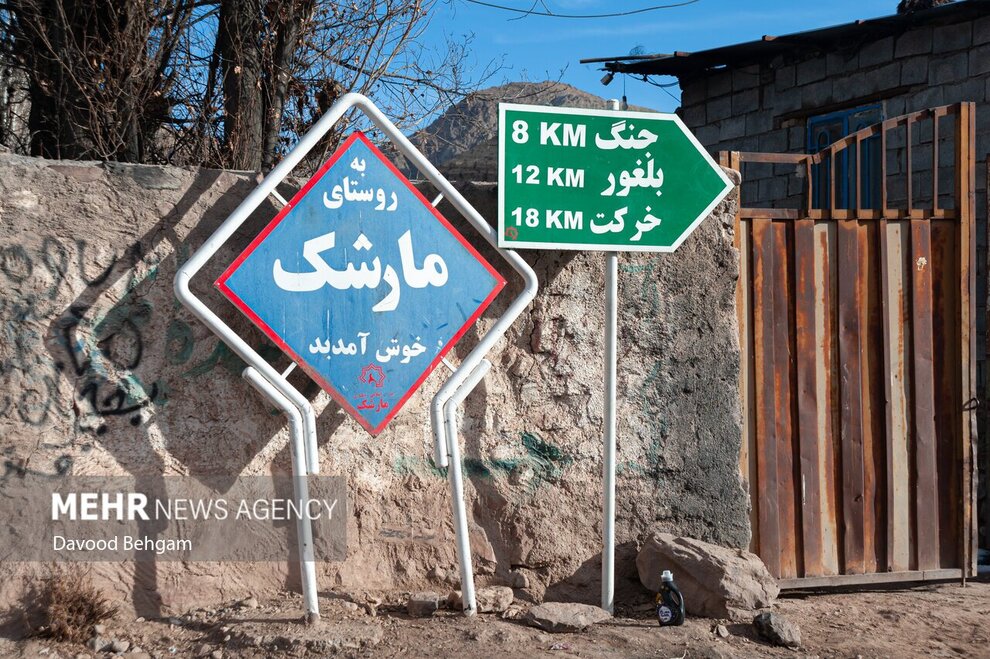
25, 567, 118, 642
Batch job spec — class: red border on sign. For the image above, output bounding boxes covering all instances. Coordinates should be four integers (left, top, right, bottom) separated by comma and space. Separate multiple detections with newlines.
215, 131, 507, 436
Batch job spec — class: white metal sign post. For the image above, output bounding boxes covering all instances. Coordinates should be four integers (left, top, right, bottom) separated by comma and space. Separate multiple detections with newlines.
497, 101, 733, 613
602, 248, 619, 612
176, 93, 537, 621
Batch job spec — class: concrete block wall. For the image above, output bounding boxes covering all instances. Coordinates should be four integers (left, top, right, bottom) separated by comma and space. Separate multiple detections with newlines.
678, 13, 990, 455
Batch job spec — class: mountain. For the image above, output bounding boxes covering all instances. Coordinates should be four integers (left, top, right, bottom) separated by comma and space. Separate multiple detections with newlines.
394, 81, 654, 182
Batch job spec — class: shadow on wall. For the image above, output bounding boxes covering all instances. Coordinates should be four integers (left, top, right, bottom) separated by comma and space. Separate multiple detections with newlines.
542, 541, 642, 605
17, 165, 344, 617
431, 182, 591, 591
2, 163, 570, 616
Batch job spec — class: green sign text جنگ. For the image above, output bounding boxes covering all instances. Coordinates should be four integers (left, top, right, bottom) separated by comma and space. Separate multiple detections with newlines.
497, 104, 733, 252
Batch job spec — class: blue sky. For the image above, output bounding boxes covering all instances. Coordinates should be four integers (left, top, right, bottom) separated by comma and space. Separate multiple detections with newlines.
421, 0, 900, 112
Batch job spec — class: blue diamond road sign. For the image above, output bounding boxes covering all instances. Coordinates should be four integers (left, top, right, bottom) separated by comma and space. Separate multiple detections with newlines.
217, 132, 505, 435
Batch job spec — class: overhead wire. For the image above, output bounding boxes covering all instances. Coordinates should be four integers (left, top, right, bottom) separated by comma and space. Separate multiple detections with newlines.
638, 75, 681, 103
463, 0, 701, 20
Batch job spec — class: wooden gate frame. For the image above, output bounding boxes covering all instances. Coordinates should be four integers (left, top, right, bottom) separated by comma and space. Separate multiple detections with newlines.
985, 153, 990, 555
720, 102, 978, 588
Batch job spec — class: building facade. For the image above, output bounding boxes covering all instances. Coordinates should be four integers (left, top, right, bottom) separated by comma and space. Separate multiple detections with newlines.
591, 0, 989, 582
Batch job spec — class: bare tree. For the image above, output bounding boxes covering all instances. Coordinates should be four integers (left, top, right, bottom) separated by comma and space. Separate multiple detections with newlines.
215, 0, 289, 170
896, 0, 954, 13
209, 0, 498, 172
0, 0, 499, 171
4, 0, 193, 160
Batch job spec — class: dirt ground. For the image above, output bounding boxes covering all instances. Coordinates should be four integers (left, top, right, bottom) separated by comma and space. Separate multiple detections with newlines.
4, 579, 989, 658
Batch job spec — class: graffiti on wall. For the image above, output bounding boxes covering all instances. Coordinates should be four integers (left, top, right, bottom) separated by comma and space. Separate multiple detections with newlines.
0, 235, 277, 438
393, 430, 574, 494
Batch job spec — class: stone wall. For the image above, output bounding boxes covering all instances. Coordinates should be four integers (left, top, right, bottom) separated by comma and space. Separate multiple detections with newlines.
0, 154, 746, 616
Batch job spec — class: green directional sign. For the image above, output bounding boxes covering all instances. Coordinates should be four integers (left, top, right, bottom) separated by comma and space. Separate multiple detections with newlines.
498, 104, 733, 252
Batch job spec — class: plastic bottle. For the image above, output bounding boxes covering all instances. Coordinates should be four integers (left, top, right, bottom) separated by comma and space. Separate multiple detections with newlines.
655, 569, 685, 626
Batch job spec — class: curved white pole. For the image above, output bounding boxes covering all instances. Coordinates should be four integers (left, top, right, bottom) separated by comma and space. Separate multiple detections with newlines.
602, 251, 618, 614
173, 99, 370, 478
602, 99, 622, 615
174, 93, 538, 619
441, 359, 491, 615
242, 366, 320, 623
174, 97, 363, 624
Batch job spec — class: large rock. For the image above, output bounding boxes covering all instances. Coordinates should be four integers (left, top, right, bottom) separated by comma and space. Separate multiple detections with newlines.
525, 602, 611, 633
476, 586, 514, 613
447, 586, 514, 613
407, 592, 439, 618
753, 612, 801, 648
637, 534, 778, 621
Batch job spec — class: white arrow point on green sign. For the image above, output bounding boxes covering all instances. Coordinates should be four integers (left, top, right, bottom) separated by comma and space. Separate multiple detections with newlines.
498, 103, 733, 253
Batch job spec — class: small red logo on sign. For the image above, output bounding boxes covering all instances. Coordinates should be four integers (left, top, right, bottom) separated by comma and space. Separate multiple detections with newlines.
359, 363, 386, 388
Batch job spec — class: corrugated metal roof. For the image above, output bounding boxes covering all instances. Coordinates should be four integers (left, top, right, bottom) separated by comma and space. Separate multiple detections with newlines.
580, 0, 990, 79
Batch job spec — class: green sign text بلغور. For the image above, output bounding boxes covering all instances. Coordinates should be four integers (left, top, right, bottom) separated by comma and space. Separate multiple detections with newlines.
497, 104, 733, 252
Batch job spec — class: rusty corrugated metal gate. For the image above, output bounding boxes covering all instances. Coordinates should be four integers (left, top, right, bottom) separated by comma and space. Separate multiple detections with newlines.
720, 102, 978, 588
